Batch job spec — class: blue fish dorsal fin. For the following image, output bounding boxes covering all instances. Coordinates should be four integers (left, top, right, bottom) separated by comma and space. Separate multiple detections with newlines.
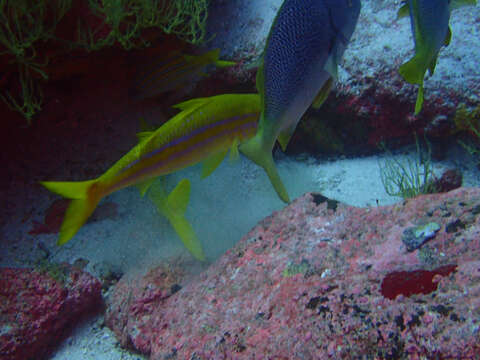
312, 77, 334, 109
201, 149, 228, 178
397, 2, 410, 19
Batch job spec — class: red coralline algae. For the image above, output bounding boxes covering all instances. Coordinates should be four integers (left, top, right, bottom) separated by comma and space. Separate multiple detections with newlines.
0, 265, 102, 360
107, 188, 480, 359
380, 264, 458, 300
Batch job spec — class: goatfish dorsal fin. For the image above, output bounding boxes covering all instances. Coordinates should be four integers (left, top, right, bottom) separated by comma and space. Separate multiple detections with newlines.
136, 131, 154, 143
147, 179, 206, 261
172, 97, 211, 111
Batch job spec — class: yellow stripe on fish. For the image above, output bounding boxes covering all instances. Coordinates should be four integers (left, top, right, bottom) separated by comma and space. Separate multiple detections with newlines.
41, 94, 260, 247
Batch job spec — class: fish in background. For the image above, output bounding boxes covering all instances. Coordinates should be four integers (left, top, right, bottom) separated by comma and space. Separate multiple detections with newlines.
398, 0, 477, 114
130, 49, 236, 101
41, 93, 260, 248
239, 0, 361, 203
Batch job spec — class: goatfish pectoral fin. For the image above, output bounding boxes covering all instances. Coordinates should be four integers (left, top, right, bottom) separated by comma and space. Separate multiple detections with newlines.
229, 138, 240, 162
148, 179, 206, 261
239, 134, 290, 203
201, 149, 228, 179
40, 179, 102, 245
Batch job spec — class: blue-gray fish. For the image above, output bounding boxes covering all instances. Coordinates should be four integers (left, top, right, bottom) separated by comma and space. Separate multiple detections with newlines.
240, 0, 361, 203
398, 0, 476, 114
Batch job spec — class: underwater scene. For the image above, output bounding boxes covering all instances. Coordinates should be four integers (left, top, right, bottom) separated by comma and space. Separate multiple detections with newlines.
1, 0, 480, 359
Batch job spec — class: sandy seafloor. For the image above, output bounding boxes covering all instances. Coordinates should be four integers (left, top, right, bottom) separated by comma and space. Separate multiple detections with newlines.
1, 141, 479, 359
1, 0, 479, 358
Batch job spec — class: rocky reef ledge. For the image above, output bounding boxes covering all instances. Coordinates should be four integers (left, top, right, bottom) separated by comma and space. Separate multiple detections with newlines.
106, 187, 480, 359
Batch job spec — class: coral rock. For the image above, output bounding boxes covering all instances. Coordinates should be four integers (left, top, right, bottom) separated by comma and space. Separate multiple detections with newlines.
107, 188, 480, 359
0, 265, 102, 360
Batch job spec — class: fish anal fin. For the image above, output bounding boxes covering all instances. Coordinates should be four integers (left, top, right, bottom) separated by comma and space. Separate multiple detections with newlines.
277, 125, 296, 152
148, 179, 205, 261
324, 56, 338, 80
166, 178, 191, 215
312, 77, 334, 109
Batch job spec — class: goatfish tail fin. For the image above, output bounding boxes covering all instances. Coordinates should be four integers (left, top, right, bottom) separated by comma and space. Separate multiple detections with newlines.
148, 179, 206, 261
40, 179, 102, 245
239, 134, 290, 203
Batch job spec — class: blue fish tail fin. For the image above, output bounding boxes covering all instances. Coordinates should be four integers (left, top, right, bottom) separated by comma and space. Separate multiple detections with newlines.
239, 134, 290, 203
399, 55, 426, 85
40, 179, 102, 245
399, 55, 428, 114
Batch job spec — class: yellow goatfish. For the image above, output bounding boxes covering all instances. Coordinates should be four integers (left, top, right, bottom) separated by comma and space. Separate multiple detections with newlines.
130, 49, 236, 100
41, 94, 260, 246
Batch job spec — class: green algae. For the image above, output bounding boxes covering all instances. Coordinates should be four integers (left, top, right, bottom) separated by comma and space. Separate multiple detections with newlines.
379, 135, 437, 199
0, 0, 209, 122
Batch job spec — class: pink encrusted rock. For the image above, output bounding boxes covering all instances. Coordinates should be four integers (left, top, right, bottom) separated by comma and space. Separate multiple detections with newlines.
0, 265, 102, 360
108, 188, 480, 359
105, 262, 188, 355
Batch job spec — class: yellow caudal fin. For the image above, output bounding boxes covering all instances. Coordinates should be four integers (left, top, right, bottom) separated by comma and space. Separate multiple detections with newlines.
148, 179, 206, 261
239, 134, 290, 203
40, 180, 102, 245
414, 85, 425, 115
